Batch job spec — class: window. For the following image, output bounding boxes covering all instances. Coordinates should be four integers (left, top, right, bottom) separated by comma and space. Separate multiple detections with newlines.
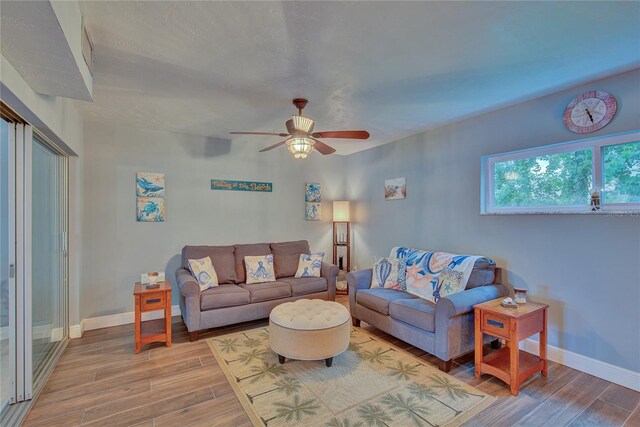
482, 131, 640, 214
602, 141, 640, 204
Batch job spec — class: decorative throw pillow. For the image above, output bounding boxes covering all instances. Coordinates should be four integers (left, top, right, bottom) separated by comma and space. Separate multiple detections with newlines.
431, 267, 464, 302
187, 256, 219, 291
295, 252, 324, 278
371, 257, 407, 291
245, 254, 276, 284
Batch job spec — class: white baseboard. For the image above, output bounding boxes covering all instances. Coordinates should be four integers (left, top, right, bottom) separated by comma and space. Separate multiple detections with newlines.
520, 338, 640, 392
71, 305, 181, 337
69, 323, 83, 339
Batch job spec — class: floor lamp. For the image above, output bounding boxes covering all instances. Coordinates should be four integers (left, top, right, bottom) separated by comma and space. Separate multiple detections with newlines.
332, 201, 350, 274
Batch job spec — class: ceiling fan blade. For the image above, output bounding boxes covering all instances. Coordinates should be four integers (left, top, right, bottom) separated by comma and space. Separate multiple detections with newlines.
311, 130, 370, 139
230, 132, 290, 137
311, 138, 336, 155
259, 140, 287, 152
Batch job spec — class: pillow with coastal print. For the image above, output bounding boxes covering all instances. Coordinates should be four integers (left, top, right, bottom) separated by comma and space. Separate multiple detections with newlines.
294, 252, 324, 278
371, 257, 406, 291
245, 254, 276, 284
187, 256, 219, 291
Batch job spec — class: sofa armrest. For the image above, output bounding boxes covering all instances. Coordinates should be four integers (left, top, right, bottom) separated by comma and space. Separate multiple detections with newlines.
176, 267, 200, 298
436, 284, 508, 320
176, 267, 201, 333
346, 269, 372, 319
433, 284, 508, 362
346, 269, 372, 291
321, 262, 339, 301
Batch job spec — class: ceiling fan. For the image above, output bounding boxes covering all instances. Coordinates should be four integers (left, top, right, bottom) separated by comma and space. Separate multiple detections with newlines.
230, 98, 370, 158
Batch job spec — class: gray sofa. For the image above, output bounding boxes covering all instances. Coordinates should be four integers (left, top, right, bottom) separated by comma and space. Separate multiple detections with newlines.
176, 240, 338, 341
347, 253, 508, 372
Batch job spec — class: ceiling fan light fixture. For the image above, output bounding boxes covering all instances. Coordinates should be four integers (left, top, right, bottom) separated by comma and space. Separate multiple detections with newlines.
291, 115, 315, 133
287, 137, 314, 159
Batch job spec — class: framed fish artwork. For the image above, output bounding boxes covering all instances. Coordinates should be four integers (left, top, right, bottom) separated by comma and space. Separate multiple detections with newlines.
136, 173, 165, 197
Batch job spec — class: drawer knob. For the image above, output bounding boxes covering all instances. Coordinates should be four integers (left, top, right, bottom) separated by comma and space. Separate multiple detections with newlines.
146, 298, 161, 304
488, 319, 504, 328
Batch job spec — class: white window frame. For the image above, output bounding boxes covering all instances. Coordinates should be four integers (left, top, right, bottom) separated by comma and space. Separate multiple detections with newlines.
481, 130, 640, 214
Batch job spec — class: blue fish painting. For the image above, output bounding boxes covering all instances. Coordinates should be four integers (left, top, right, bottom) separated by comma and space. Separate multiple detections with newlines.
136, 173, 165, 197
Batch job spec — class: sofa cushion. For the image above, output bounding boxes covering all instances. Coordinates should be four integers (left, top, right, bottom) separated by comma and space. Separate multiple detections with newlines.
279, 277, 328, 296
182, 245, 237, 284
389, 298, 436, 332
356, 289, 418, 315
466, 258, 496, 289
271, 240, 310, 278
200, 285, 250, 310
239, 281, 291, 303
234, 243, 271, 284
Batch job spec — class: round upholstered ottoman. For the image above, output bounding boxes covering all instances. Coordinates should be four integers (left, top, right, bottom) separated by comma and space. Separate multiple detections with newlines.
269, 299, 350, 367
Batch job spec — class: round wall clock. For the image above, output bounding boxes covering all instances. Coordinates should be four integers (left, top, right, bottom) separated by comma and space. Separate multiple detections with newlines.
563, 90, 617, 134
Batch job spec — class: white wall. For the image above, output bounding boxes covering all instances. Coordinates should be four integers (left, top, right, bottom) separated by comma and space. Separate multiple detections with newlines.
345, 68, 640, 372
80, 123, 345, 319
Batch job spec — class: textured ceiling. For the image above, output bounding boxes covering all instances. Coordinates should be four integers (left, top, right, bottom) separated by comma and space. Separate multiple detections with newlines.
1, 1, 92, 100
76, 1, 640, 155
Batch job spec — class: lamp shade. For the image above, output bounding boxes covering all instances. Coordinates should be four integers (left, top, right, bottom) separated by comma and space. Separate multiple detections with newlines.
333, 201, 350, 222
287, 137, 313, 159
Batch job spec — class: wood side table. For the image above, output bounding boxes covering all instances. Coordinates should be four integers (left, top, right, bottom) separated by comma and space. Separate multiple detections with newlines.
134, 281, 172, 353
474, 298, 548, 395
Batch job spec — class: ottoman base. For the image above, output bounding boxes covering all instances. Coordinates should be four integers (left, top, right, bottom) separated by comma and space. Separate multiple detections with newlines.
269, 318, 350, 364
277, 353, 334, 367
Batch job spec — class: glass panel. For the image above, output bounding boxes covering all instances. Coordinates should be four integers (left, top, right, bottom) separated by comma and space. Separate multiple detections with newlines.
31, 136, 64, 374
602, 141, 640, 204
493, 149, 593, 208
0, 118, 10, 410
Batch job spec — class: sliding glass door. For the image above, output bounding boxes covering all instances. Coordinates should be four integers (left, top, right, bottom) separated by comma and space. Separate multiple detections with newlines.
0, 107, 68, 423
0, 118, 12, 412
31, 135, 67, 379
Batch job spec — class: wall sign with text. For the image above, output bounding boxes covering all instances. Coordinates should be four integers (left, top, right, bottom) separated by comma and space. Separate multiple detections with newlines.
211, 179, 273, 192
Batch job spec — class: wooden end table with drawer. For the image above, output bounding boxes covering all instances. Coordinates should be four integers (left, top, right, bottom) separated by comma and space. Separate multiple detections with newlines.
134, 281, 172, 353
474, 298, 548, 396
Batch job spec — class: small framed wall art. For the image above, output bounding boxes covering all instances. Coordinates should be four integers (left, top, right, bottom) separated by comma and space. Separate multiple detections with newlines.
384, 177, 406, 200
136, 172, 165, 222
305, 183, 322, 221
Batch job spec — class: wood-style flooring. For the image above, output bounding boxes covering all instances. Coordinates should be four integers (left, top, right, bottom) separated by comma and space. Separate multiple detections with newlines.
22, 296, 640, 426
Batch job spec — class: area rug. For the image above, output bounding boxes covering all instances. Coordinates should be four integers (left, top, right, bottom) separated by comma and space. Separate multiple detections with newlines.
207, 326, 494, 427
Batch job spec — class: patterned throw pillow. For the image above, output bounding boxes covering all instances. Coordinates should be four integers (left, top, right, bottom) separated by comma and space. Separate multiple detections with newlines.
295, 252, 324, 278
371, 257, 407, 291
431, 267, 464, 302
245, 255, 276, 284
187, 256, 219, 291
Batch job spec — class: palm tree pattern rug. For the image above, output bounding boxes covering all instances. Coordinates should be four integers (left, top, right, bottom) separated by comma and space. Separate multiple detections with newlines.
206, 326, 494, 427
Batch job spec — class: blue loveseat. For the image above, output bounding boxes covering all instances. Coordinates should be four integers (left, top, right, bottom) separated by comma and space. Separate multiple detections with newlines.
346, 247, 508, 371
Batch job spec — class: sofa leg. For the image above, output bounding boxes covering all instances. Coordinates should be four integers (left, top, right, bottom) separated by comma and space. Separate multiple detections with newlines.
437, 358, 452, 372
491, 339, 501, 349
352, 318, 361, 327
189, 331, 198, 342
